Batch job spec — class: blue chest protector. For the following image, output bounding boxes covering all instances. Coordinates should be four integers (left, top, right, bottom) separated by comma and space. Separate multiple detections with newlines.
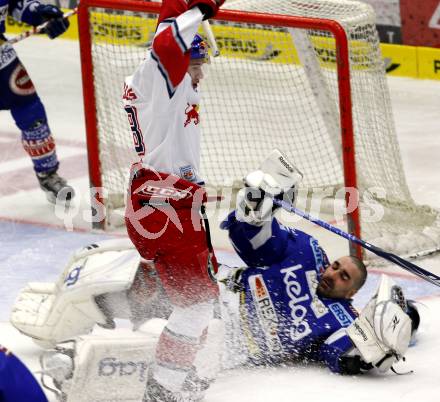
221, 212, 358, 373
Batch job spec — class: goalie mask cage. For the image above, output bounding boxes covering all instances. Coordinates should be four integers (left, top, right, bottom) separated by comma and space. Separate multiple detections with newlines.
78, 0, 440, 259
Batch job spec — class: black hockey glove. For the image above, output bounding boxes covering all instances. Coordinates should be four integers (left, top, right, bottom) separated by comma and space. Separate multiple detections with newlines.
338, 355, 373, 375
34, 4, 70, 39
188, 0, 225, 20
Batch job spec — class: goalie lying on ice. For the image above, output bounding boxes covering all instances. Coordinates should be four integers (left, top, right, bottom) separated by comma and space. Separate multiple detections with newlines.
9, 240, 420, 401
9, 152, 421, 400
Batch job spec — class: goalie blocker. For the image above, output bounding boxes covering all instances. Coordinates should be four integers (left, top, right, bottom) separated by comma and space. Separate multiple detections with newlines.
343, 275, 419, 374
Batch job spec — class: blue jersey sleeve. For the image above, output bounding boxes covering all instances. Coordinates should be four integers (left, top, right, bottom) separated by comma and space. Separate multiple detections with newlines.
221, 211, 329, 271
220, 211, 292, 267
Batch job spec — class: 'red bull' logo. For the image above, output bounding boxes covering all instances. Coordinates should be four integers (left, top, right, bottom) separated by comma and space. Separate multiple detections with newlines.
184, 103, 200, 127
123, 83, 137, 101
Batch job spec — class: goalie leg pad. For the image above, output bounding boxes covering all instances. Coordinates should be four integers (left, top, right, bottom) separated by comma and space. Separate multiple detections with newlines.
40, 333, 157, 402
10, 241, 142, 347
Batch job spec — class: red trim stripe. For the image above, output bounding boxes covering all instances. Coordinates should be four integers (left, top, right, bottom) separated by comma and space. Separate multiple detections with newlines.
155, 328, 199, 369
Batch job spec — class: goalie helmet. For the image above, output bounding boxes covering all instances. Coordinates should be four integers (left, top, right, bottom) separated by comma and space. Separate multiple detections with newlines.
190, 34, 209, 62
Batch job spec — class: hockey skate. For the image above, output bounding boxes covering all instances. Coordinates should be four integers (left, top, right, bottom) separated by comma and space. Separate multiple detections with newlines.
37, 171, 75, 204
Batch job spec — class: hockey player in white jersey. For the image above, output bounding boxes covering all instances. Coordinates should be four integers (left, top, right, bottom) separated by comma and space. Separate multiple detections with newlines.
122, 0, 225, 400
123, 0, 215, 182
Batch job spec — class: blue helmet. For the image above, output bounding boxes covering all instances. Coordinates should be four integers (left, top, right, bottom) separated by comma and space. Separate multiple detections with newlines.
190, 34, 209, 62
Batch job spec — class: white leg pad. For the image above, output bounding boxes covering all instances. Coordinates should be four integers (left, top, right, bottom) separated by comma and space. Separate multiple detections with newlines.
10, 243, 141, 347
41, 331, 157, 402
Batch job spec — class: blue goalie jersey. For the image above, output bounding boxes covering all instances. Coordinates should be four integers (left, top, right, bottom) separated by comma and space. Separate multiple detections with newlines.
221, 212, 358, 373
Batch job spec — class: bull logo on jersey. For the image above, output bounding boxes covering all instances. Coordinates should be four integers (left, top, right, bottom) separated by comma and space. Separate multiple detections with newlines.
184, 103, 200, 127
123, 83, 137, 101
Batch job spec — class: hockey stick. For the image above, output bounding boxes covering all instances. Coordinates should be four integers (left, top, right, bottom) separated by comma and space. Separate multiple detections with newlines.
4, 8, 77, 46
272, 197, 440, 288
202, 20, 220, 57
371, 246, 440, 266
406, 246, 440, 261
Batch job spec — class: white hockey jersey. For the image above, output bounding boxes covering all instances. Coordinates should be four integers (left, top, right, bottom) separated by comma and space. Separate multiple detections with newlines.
123, 7, 205, 184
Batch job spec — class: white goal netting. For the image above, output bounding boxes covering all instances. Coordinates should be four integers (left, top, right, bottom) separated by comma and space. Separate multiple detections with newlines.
81, 0, 440, 256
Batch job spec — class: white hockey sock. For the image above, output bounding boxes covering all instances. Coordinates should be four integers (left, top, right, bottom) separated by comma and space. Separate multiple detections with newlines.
153, 301, 214, 392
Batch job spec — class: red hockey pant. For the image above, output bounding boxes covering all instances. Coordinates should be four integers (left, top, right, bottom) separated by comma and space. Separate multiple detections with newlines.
125, 169, 218, 307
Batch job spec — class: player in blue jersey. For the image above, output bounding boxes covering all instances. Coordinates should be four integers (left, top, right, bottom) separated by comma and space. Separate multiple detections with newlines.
0, 345, 48, 402
0, 0, 73, 203
217, 149, 418, 375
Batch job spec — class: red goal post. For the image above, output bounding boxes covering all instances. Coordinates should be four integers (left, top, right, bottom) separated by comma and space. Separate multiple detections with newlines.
77, 0, 370, 258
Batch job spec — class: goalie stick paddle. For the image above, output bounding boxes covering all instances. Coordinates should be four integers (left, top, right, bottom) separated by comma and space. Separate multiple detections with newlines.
3, 8, 77, 46
272, 197, 440, 288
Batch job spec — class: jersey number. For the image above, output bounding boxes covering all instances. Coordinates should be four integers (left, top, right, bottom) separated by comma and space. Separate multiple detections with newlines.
124, 105, 146, 157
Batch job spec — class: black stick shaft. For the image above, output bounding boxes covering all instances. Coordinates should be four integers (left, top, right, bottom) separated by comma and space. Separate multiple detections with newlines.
273, 198, 440, 288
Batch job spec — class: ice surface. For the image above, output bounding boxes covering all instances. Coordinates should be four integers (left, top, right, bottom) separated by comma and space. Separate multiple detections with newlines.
1, 36, 440, 401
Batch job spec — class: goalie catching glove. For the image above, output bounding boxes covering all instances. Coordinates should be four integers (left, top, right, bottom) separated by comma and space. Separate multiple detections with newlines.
236, 149, 303, 226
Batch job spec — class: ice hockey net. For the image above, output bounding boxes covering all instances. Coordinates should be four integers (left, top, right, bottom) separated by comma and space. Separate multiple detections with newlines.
78, 0, 440, 258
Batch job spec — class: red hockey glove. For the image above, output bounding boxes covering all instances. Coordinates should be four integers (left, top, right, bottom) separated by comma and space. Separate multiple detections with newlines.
188, 0, 225, 19
157, 0, 189, 24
